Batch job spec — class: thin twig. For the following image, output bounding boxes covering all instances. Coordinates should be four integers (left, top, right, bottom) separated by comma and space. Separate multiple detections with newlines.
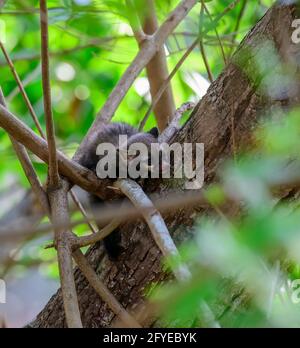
0, 104, 108, 198
46, 218, 120, 250
125, 0, 146, 44
75, 219, 121, 249
0, 189, 209, 243
229, 0, 247, 57
202, 1, 227, 65
6, 63, 41, 102
70, 190, 97, 234
0, 42, 45, 137
0, 88, 50, 215
139, 39, 199, 131
138, 0, 242, 130
199, 3, 213, 82
199, 40, 213, 83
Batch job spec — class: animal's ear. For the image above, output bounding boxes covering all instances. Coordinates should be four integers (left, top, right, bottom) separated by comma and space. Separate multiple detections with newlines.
148, 127, 159, 138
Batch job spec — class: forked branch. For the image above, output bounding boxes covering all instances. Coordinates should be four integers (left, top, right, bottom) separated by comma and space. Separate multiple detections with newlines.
39, 0, 81, 328
48, 181, 82, 328
0, 104, 108, 198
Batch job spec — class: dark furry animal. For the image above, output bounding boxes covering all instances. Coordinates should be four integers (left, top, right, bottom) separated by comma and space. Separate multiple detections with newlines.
81, 122, 159, 260
81, 123, 159, 172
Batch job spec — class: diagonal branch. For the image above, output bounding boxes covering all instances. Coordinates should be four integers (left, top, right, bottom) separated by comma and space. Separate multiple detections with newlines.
229, 0, 247, 57
199, 3, 213, 82
0, 104, 109, 198
0, 88, 50, 216
139, 39, 199, 131
114, 179, 191, 282
75, 219, 121, 249
158, 101, 195, 144
114, 179, 220, 327
0, 42, 45, 137
70, 190, 98, 234
202, 0, 227, 65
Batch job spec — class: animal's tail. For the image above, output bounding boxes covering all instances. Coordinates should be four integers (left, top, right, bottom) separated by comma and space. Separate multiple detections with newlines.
90, 195, 123, 260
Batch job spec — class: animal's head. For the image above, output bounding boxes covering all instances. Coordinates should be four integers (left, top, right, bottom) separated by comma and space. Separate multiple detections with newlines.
117, 127, 170, 177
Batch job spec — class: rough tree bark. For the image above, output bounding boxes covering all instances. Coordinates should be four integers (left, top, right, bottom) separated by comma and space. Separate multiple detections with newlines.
30, 3, 300, 327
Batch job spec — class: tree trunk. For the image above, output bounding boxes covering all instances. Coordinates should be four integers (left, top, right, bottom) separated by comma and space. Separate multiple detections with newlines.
29, 3, 300, 328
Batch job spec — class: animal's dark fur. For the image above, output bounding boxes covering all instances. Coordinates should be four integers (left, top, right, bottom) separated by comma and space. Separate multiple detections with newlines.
83, 122, 159, 260
81, 123, 158, 171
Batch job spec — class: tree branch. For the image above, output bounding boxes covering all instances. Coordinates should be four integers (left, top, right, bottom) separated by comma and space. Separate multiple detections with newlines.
75, 219, 121, 249
0, 189, 209, 244
137, 0, 175, 131
0, 103, 109, 198
0, 88, 50, 216
0, 42, 45, 137
114, 179, 191, 282
39, 0, 59, 189
158, 102, 195, 143
73, 0, 198, 164
1, 29, 101, 253
48, 181, 82, 328
139, 39, 199, 131
139, 0, 242, 130
125, 0, 146, 43
114, 179, 220, 327
70, 190, 98, 234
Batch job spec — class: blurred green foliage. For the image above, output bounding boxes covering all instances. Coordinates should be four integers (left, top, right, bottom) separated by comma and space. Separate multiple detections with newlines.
0, 0, 275, 186
153, 107, 300, 327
